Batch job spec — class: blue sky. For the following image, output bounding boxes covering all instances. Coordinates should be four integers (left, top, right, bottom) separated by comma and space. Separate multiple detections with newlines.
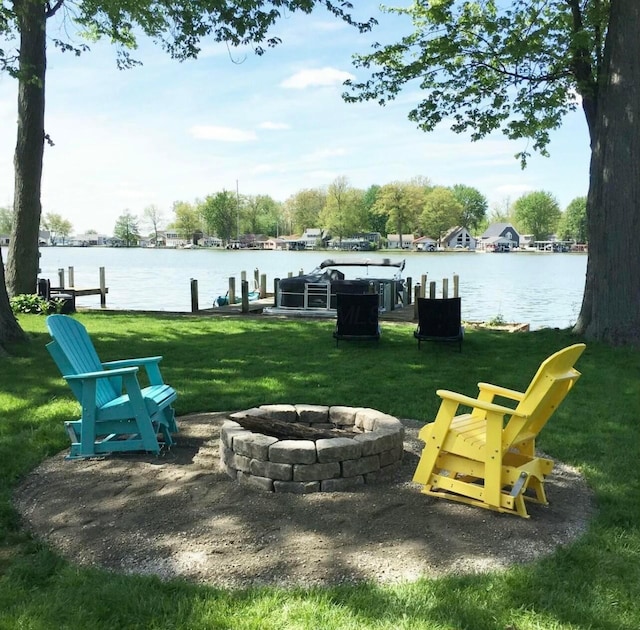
0, 2, 591, 235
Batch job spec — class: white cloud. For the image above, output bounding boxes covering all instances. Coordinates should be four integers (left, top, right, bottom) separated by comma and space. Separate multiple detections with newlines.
494, 183, 535, 198
189, 125, 257, 142
252, 164, 278, 174
258, 121, 291, 130
280, 67, 355, 89
303, 147, 348, 161
307, 169, 340, 181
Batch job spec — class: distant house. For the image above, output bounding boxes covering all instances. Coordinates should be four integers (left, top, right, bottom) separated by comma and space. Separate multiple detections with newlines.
387, 234, 414, 249
202, 235, 223, 248
74, 233, 109, 246
442, 226, 476, 250
412, 236, 437, 252
0, 235, 9, 246
240, 233, 270, 249
353, 232, 382, 247
520, 234, 535, 248
327, 236, 372, 250
163, 231, 188, 248
283, 237, 306, 251
300, 228, 328, 249
479, 223, 520, 250
264, 237, 287, 250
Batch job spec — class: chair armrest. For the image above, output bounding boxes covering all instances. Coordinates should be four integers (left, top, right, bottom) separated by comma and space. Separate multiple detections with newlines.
436, 389, 529, 418
477, 382, 525, 402
102, 357, 164, 386
102, 356, 163, 369
65, 366, 139, 381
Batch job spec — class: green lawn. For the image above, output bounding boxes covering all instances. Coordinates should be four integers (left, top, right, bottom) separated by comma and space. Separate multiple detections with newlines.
1, 313, 638, 629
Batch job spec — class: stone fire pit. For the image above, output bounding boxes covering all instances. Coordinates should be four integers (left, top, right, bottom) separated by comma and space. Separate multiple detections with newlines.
219, 404, 404, 493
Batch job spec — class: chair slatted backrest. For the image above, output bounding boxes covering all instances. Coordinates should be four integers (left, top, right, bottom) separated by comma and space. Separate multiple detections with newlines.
502, 343, 586, 448
46, 315, 120, 408
417, 297, 461, 338
336, 293, 379, 337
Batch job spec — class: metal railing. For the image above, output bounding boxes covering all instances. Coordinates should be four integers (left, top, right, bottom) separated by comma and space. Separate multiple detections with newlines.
276, 279, 406, 312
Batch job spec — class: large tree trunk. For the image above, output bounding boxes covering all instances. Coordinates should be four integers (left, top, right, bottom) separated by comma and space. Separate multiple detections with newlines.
574, 0, 640, 345
6, 0, 47, 297
0, 248, 28, 348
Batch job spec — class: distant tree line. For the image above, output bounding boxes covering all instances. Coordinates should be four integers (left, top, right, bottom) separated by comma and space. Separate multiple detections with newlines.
2, 179, 586, 248
130, 178, 586, 246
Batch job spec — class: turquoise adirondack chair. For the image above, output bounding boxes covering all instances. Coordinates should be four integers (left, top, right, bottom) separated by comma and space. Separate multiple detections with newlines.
46, 314, 178, 460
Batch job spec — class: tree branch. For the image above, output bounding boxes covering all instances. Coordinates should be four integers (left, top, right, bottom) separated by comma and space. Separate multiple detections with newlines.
566, 0, 598, 138
46, 1, 65, 18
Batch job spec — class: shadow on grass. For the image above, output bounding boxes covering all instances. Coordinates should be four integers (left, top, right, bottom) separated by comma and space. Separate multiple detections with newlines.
0, 313, 638, 630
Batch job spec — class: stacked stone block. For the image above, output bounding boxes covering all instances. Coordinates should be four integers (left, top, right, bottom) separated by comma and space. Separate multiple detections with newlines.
219, 404, 404, 493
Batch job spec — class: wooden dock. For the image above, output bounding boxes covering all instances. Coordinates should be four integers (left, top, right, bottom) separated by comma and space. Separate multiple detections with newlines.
199, 297, 272, 316
55, 266, 109, 308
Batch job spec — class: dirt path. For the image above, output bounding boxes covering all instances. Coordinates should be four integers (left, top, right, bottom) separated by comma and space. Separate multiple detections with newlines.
13, 413, 594, 588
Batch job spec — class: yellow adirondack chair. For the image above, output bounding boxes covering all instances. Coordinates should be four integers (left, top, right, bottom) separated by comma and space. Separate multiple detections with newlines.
413, 343, 586, 518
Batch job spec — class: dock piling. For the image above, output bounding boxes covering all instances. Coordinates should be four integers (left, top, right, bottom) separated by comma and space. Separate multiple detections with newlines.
52, 266, 107, 308
241, 280, 249, 313
190, 279, 199, 312
99, 267, 107, 307
229, 277, 236, 304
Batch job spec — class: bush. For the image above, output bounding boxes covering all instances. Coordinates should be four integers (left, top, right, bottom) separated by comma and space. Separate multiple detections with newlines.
10, 293, 64, 315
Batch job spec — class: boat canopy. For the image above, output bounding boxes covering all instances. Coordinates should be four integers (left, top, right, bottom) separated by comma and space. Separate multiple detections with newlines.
317, 258, 405, 271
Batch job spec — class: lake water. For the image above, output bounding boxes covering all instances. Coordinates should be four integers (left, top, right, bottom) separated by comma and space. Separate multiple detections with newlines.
5, 247, 587, 330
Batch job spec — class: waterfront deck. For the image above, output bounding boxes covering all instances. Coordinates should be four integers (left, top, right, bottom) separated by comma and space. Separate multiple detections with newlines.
199, 297, 418, 323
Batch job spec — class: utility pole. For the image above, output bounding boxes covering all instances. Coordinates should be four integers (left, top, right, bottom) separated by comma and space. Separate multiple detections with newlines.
236, 180, 240, 241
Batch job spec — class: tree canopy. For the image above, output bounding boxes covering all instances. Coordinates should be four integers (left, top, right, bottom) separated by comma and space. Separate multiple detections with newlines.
242, 195, 281, 236
319, 176, 367, 241
285, 189, 327, 235
143, 205, 165, 244
344, 0, 603, 164
172, 201, 201, 242
345, 0, 640, 346
451, 184, 488, 233
420, 187, 463, 244
199, 191, 237, 243
42, 212, 73, 245
0, 207, 13, 234
372, 182, 425, 247
513, 191, 561, 241
113, 210, 140, 246
558, 196, 588, 243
